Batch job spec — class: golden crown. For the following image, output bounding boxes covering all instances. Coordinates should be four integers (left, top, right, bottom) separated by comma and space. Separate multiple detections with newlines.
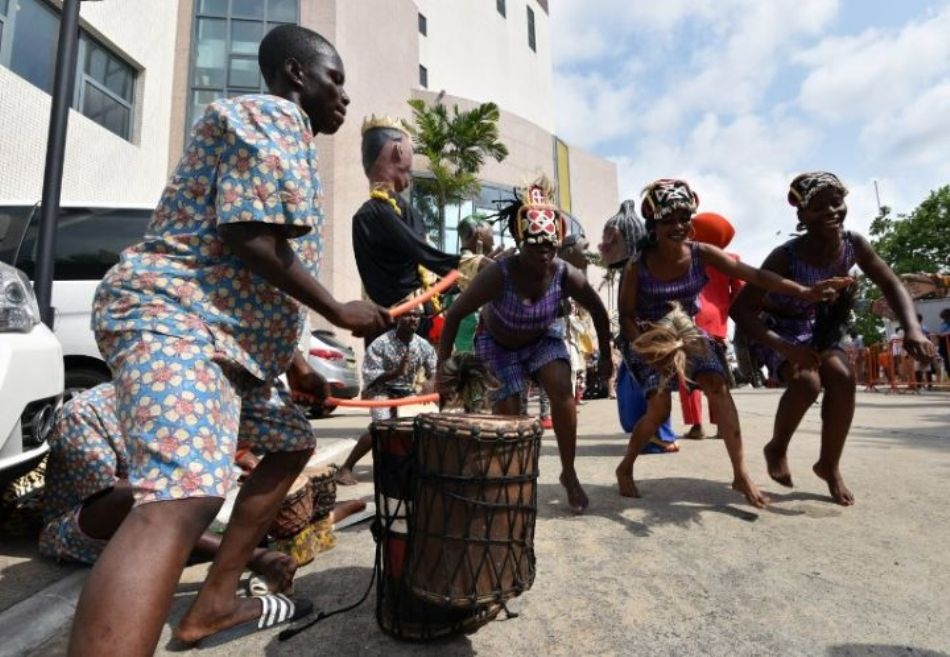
361, 114, 414, 136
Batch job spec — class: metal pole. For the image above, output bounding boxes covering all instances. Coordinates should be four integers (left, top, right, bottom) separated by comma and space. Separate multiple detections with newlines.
35, 0, 83, 329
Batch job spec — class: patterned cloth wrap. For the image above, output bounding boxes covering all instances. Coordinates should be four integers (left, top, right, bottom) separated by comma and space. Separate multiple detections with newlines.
38, 380, 312, 564
624, 244, 725, 394
91, 95, 321, 506
752, 232, 857, 380
477, 257, 569, 402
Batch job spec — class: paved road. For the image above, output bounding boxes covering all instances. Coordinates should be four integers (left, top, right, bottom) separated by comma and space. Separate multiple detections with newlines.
7, 390, 949, 657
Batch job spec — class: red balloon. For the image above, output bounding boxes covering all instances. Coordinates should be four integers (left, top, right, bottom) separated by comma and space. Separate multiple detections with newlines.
692, 212, 735, 248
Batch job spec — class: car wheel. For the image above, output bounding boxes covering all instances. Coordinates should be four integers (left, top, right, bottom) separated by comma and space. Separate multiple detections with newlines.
64, 367, 111, 403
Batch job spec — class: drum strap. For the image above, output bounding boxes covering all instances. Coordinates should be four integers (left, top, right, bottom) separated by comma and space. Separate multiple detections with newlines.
278, 538, 381, 641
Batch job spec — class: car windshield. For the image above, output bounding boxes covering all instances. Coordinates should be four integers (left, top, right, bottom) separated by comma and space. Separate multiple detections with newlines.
13, 207, 151, 281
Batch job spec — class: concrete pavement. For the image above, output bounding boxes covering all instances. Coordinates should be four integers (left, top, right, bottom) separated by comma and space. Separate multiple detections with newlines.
7, 389, 950, 657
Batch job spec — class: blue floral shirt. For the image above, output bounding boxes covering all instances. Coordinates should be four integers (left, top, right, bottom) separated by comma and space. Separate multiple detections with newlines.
93, 95, 324, 381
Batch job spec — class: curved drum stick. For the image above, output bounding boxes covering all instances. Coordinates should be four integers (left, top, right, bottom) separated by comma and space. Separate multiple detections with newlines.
293, 391, 441, 408
388, 269, 460, 318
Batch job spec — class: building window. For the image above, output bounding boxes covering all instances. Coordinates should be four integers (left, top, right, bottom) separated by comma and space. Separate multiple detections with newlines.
418, 12, 426, 36
0, 0, 138, 140
496, 0, 506, 18
419, 64, 428, 89
527, 5, 536, 51
188, 0, 299, 128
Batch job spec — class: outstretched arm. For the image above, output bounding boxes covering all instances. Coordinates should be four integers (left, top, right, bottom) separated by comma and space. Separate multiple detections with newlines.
853, 234, 935, 361
564, 264, 614, 381
219, 222, 391, 337
436, 262, 504, 364
698, 242, 846, 303
730, 248, 819, 370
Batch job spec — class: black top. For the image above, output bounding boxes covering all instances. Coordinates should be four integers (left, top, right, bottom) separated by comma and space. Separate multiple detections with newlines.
352, 196, 460, 307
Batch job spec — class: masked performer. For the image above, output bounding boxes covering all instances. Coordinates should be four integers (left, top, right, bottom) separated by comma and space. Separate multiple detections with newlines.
437, 178, 613, 513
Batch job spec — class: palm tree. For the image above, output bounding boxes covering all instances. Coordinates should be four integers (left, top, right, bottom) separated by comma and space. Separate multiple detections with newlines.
408, 98, 509, 243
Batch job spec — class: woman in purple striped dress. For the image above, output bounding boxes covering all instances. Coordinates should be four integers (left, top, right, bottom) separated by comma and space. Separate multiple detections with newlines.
731, 172, 935, 506
438, 178, 613, 513
616, 179, 844, 508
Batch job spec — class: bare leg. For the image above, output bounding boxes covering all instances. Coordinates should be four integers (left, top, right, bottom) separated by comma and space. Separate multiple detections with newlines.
192, 534, 297, 595
68, 497, 222, 657
697, 373, 770, 508
336, 430, 372, 486
536, 360, 588, 513
174, 448, 311, 644
615, 390, 670, 498
812, 351, 856, 506
763, 364, 821, 487
76, 480, 134, 540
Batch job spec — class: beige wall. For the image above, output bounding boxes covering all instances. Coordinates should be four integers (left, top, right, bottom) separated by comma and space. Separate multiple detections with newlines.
415, 0, 553, 132
0, 1, 179, 205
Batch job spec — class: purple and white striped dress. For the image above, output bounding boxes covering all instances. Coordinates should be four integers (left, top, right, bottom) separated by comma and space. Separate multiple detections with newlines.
623, 243, 725, 393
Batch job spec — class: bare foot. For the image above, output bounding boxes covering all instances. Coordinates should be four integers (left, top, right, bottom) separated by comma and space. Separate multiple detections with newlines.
615, 465, 640, 498
247, 550, 296, 594
335, 467, 358, 486
174, 596, 264, 645
559, 471, 589, 513
684, 424, 706, 440
732, 475, 770, 508
813, 462, 854, 506
763, 441, 793, 487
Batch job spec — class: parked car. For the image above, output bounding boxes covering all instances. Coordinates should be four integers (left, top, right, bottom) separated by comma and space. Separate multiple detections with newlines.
0, 203, 152, 397
0, 261, 64, 491
303, 329, 360, 417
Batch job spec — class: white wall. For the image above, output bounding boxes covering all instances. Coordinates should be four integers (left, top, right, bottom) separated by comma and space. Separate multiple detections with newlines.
0, 0, 179, 206
414, 0, 553, 133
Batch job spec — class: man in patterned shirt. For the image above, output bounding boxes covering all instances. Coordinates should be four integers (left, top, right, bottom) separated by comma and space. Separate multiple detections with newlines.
335, 307, 437, 485
69, 26, 390, 655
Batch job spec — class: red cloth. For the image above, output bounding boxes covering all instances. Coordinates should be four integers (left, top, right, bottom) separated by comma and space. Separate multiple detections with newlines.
695, 254, 743, 339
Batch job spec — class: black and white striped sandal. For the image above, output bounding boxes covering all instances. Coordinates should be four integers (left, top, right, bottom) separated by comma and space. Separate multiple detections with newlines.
256, 593, 312, 630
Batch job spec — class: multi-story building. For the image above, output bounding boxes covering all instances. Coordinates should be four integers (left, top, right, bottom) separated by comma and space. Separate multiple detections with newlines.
1, 0, 618, 335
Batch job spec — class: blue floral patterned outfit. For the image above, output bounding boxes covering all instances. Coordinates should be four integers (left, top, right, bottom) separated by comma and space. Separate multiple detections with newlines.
362, 330, 437, 421
91, 95, 320, 506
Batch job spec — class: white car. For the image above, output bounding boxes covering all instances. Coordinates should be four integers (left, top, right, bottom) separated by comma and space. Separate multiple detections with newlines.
0, 261, 63, 489
0, 203, 152, 395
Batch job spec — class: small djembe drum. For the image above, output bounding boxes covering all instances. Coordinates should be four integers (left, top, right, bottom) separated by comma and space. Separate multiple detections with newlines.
371, 414, 540, 640
269, 465, 338, 566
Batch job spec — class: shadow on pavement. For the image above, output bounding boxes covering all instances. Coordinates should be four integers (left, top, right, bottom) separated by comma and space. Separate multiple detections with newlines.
827, 644, 949, 657
264, 566, 476, 657
536, 477, 767, 537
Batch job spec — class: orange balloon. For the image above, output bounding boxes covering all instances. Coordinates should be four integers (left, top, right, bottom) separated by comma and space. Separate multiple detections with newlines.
692, 212, 735, 249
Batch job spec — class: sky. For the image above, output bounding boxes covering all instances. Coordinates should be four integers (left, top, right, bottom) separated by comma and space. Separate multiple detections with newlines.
549, 0, 950, 268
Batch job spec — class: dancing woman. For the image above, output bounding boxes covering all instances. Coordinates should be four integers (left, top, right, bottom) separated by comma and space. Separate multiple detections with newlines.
616, 179, 844, 508
437, 178, 613, 513
730, 172, 935, 505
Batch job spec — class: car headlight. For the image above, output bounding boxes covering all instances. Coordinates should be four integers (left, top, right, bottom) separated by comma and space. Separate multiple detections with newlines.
0, 261, 41, 332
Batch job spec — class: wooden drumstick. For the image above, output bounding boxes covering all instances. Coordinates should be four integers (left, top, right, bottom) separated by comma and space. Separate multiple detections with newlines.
388, 269, 460, 318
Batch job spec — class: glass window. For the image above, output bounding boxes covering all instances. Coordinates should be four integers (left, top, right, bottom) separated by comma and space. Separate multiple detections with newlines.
230, 19, 262, 55
232, 0, 264, 20
196, 0, 227, 16
418, 13, 427, 36
194, 17, 227, 87
527, 6, 536, 51
0, 0, 8, 55
496, 0, 506, 18
228, 55, 259, 88
16, 208, 152, 281
419, 64, 428, 89
0, 206, 36, 267
268, 0, 297, 22
9, 0, 59, 94
81, 83, 130, 138
188, 0, 299, 128
85, 41, 133, 101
